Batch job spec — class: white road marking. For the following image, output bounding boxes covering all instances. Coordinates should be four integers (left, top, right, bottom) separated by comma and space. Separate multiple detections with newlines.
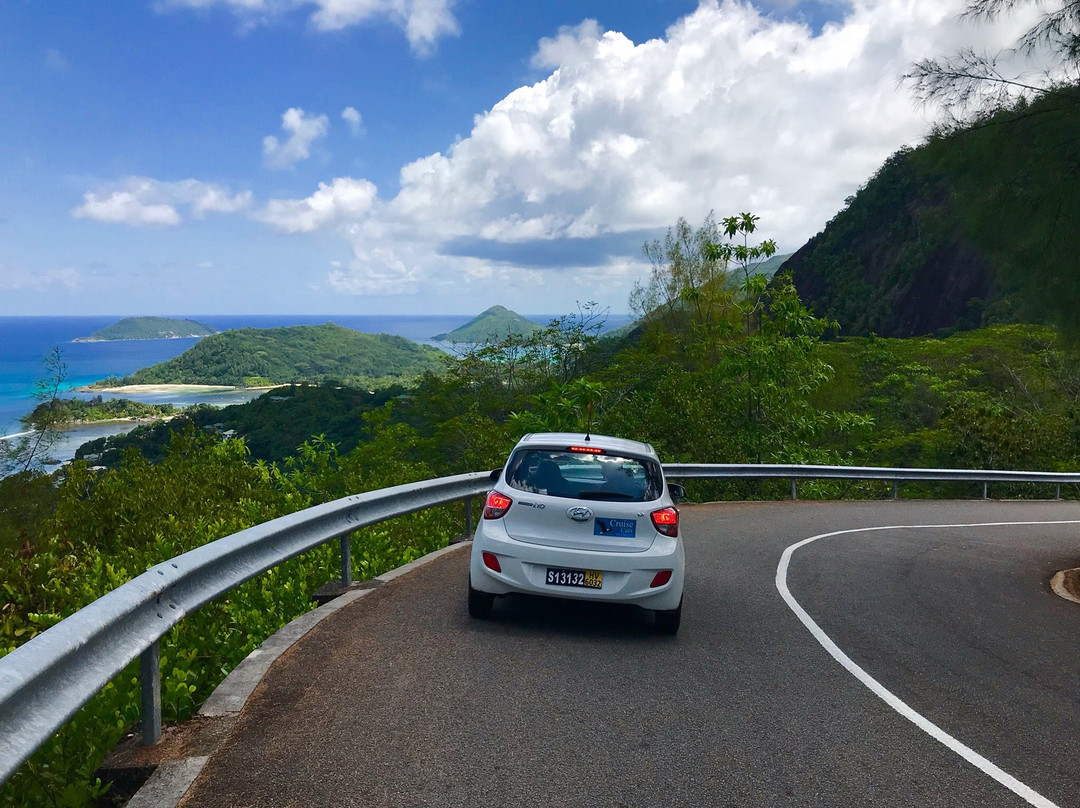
776, 519, 1080, 808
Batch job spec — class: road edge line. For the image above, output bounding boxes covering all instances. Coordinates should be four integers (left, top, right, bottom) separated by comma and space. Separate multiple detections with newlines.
776, 519, 1080, 808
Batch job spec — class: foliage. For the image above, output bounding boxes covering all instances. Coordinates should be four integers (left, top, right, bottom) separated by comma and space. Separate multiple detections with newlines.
918, 87, 1080, 339
905, 0, 1080, 122
629, 213, 735, 347
101, 323, 444, 388
1, 349, 72, 476
75, 317, 217, 342
0, 425, 460, 808
26, 396, 175, 426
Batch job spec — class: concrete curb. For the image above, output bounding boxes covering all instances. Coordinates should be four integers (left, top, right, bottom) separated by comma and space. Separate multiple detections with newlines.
124, 541, 470, 807
1050, 567, 1080, 605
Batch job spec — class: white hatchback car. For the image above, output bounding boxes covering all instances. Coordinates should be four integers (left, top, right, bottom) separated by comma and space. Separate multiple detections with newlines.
468, 433, 686, 634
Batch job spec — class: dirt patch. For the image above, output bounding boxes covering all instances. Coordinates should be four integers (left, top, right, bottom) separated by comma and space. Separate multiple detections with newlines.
1050, 568, 1080, 604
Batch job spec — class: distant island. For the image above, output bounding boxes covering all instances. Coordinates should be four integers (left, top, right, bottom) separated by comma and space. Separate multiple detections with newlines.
90, 323, 445, 389
433, 305, 543, 342
74, 317, 218, 342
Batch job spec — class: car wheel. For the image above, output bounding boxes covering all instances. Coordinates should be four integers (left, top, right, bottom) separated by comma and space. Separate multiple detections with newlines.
468, 579, 495, 619
654, 597, 682, 635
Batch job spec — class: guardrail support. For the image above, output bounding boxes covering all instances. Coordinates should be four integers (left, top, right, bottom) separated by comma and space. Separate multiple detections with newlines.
789, 479, 797, 500
1056, 484, 1061, 501
340, 535, 352, 587
983, 482, 989, 500
464, 497, 473, 538
140, 640, 161, 746
891, 481, 898, 500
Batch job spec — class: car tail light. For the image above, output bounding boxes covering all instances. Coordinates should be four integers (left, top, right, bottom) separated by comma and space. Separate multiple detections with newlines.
483, 491, 513, 519
482, 551, 502, 573
567, 445, 604, 454
650, 507, 679, 537
650, 570, 673, 588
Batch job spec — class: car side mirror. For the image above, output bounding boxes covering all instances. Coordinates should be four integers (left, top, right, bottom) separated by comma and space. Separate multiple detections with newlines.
667, 482, 686, 504
489, 468, 501, 482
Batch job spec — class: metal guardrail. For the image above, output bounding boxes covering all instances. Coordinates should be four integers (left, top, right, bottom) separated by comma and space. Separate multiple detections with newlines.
2, 461, 1079, 785
0, 471, 493, 784
664, 463, 1080, 501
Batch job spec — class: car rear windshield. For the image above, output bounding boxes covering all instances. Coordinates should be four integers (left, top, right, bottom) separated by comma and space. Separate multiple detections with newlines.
504, 448, 664, 502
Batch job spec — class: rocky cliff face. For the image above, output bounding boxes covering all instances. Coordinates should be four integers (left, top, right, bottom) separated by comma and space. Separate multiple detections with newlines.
781, 149, 1003, 338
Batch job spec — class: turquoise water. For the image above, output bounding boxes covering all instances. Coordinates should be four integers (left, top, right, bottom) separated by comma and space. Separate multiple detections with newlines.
0, 314, 632, 440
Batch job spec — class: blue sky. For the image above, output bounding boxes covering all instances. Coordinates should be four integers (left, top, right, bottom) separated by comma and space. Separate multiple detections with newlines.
0, 0, 1024, 316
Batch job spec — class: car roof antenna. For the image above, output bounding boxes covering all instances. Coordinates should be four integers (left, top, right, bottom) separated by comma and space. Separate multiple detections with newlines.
584, 401, 594, 442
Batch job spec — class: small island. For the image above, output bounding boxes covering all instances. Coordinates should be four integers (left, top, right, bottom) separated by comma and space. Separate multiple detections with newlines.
74, 317, 218, 342
89, 323, 445, 390
433, 305, 542, 342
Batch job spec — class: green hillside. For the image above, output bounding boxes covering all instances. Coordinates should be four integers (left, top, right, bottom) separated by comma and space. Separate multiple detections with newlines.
785, 86, 1080, 338
432, 305, 542, 342
99, 323, 444, 388
75, 317, 218, 342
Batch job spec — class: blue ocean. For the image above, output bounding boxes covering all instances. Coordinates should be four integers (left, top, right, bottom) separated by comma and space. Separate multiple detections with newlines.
0, 314, 632, 455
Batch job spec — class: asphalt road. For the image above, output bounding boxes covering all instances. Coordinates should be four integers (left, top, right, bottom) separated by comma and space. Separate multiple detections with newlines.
178, 500, 1080, 808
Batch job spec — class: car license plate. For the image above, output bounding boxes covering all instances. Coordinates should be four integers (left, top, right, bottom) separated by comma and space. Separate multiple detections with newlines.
545, 567, 602, 589
594, 517, 636, 538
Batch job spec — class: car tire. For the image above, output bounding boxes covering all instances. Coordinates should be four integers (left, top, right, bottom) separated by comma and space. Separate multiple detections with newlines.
468, 579, 495, 619
654, 597, 682, 635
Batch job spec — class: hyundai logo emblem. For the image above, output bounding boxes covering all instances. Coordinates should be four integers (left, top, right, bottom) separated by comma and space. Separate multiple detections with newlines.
567, 506, 593, 522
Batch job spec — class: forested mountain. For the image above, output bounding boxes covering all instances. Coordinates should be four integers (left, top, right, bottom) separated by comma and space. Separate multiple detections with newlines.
100, 323, 444, 388
785, 87, 1080, 338
74, 316, 217, 342
432, 305, 541, 342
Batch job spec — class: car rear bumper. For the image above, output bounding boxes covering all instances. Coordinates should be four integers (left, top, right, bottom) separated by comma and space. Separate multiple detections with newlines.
469, 523, 685, 611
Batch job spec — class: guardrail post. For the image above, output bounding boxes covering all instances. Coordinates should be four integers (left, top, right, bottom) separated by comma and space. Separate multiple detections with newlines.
789, 479, 797, 501
140, 640, 161, 746
891, 480, 898, 500
340, 535, 352, 587
464, 497, 473, 537
983, 482, 989, 500
1056, 484, 1061, 501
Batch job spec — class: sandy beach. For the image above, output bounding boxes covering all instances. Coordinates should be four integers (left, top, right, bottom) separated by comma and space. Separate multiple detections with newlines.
82, 383, 280, 394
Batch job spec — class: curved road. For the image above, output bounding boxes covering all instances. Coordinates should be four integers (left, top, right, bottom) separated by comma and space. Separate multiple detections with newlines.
178, 500, 1080, 807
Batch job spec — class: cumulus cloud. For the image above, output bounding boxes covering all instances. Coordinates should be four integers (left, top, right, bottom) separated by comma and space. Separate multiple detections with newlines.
72, 177, 252, 227
263, 108, 329, 169
342, 106, 364, 137
153, 0, 1046, 300
257, 177, 378, 232
0, 265, 82, 292
162, 0, 458, 53
257, 0, 1043, 298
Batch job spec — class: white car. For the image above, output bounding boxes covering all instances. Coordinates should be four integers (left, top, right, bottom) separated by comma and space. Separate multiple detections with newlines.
468, 432, 686, 634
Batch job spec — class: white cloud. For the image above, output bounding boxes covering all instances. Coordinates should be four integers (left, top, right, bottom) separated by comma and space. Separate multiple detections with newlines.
157, 0, 1047, 303
257, 176, 378, 232
0, 265, 82, 292
342, 106, 364, 137
73, 177, 252, 227
263, 107, 329, 169
162, 0, 458, 53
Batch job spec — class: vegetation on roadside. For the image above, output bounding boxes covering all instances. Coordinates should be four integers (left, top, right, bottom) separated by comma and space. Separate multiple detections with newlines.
4, 202, 1080, 806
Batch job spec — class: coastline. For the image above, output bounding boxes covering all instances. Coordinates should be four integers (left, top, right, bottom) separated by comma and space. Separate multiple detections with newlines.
81, 384, 279, 395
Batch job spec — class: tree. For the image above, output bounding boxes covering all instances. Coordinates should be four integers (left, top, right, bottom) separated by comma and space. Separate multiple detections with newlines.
905, 0, 1080, 122
630, 213, 735, 345
1, 348, 72, 475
